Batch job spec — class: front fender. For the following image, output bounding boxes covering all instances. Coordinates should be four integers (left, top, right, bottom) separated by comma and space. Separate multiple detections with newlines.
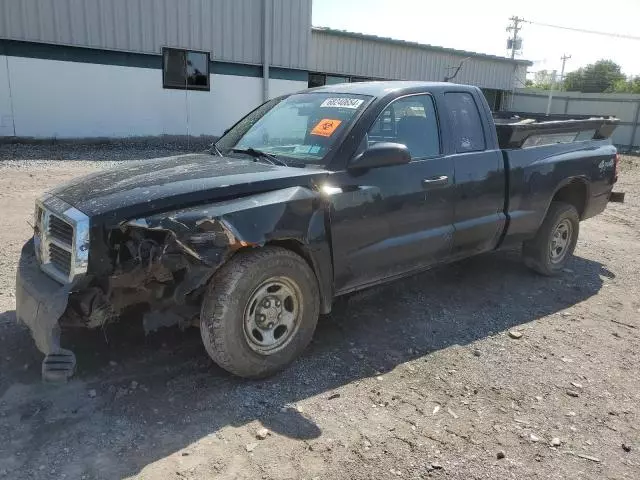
128, 186, 334, 313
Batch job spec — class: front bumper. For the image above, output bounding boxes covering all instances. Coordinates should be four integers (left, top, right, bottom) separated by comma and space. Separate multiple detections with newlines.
15, 239, 76, 381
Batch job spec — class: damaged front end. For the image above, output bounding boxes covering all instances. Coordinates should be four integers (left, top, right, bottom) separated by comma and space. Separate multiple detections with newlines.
74, 215, 246, 334
15, 240, 76, 382
16, 209, 244, 382
17, 186, 332, 382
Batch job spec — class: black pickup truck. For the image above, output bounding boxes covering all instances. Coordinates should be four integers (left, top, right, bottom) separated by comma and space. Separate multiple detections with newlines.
16, 81, 620, 381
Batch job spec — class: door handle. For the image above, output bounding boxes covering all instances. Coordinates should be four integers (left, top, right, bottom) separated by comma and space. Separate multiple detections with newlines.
422, 175, 449, 188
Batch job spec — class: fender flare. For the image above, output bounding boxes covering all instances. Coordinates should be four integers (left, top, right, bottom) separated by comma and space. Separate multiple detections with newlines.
541, 176, 591, 224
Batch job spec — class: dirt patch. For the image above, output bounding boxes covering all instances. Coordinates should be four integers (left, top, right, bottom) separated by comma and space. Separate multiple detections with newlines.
0, 155, 638, 480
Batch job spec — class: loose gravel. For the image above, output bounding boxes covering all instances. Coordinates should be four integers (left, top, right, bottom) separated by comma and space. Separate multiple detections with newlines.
0, 136, 215, 163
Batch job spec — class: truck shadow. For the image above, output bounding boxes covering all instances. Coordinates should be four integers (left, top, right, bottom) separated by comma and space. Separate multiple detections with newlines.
0, 249, 612, 478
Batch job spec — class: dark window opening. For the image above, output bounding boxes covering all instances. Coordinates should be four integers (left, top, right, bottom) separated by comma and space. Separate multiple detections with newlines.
326, 75, 349, 85
163, 47, 210, 91
308, 73, 375, 88
308, 73, 326, 88
480, 88, 504, 111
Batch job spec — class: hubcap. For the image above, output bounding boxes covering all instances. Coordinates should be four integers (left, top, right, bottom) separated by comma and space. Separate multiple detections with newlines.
549, 219, 573, 264
243, 276, 302, 354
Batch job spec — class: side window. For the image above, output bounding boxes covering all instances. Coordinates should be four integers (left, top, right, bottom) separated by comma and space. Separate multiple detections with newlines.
367, 95, 440, 159
444, 92, 486, 152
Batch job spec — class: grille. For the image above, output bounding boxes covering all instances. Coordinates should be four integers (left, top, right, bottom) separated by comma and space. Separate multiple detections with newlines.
36, 199, 88, 284
48, 243, 72, 277
48, 214, 74, 246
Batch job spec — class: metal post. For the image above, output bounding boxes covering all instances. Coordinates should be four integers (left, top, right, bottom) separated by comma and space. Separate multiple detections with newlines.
508, 63, 518, 111
559, 54, 571, 91
3, 54, 16, 136
564, 97, 570, 114
546, 70, 557, 115
629, 100, 640, 151
262, 0, 270, 102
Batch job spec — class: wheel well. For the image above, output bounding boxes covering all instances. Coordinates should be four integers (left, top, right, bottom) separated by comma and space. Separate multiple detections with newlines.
552, 180, 587, 219
265, 239, 331, 314
266, 239, 314, 270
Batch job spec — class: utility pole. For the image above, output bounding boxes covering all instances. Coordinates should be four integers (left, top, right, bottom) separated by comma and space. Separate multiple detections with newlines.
506, 16, 524, 59
546, 70, 557, 115
559, 54, 571, 90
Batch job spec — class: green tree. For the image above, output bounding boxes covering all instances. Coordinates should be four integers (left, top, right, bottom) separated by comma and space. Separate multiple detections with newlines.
563, 60, 626, 93
527, 70, 554, 90
608, 76, 640, 94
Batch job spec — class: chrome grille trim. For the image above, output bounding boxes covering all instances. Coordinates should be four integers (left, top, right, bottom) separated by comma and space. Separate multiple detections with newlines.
34, 195, 90, 285
48, 215, 74, 247
49, 243, 72, 276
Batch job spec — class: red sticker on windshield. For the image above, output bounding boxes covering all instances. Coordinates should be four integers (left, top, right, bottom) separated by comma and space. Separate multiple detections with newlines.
311, 118, 342, 137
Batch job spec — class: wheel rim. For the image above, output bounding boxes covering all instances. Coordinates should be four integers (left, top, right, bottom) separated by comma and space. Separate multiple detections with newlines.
243, 276, 302, 355
549, 218, 573, 264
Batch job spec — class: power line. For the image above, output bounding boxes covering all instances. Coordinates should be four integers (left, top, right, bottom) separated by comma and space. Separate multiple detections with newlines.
525, 19, 640, 41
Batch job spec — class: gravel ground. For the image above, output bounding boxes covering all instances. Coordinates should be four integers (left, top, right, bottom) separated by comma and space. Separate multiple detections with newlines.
0, 137, 215, 162
0, 149, 638, 480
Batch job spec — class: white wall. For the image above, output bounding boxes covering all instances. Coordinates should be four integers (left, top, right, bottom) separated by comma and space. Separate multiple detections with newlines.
0, 56, 306, 138
0, 56, 15, 136
269, 78, 307, 99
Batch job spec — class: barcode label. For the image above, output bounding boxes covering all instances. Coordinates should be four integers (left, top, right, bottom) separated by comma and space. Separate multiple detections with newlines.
320, 98, 364, 109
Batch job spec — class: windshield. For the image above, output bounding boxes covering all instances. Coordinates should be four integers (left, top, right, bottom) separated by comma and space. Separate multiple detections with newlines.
216, 93, 371, 165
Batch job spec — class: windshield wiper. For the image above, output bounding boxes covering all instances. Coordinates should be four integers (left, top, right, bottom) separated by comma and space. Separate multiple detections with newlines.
231, 148, 290, 167
210, 143, 224, 157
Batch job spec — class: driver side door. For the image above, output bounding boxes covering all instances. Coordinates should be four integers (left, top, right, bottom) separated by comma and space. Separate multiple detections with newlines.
327, 93, 455, 294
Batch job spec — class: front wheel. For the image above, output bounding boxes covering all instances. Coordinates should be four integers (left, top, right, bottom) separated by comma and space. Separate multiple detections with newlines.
200, 247, 320, 378
523, 201, 580, 276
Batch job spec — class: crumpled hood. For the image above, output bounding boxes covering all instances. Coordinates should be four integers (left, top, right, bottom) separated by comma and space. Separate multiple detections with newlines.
48, 154, 329, 224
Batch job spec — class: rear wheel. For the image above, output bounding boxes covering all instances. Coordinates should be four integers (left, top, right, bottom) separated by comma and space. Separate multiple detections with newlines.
523, 201, 580, 276
200, 247, 320, 378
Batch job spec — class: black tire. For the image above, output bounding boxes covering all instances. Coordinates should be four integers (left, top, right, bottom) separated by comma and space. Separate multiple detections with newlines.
523, 201, 580, 276
200, 246, 320, 378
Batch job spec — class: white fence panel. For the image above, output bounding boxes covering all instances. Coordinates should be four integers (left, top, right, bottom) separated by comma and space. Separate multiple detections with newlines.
509, 89, 640, 150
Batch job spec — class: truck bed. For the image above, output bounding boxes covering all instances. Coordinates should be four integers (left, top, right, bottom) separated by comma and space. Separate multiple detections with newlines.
493, 111, 619, 149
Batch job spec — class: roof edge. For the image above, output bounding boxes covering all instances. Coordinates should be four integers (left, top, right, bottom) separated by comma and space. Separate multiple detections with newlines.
312, 27, 533, 66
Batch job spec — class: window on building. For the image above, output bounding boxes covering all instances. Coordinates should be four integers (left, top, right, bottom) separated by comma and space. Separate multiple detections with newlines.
326, 75, 350, 85
444, 92, 486, 152
308, 73, 326, 88
366, 94, 440, 159
308, 73, 375, 88
163, 48, 210, 91
480, 88, 504, 111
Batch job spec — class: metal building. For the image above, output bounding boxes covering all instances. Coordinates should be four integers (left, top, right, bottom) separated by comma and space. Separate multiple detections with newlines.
0, 0, 530, 138
310, 28, 530, 110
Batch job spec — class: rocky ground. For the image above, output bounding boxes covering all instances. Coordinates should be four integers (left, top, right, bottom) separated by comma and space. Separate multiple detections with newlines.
0, 147, 638, 480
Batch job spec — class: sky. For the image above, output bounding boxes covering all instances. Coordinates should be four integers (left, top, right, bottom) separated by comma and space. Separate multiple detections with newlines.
311, 0, 640, 81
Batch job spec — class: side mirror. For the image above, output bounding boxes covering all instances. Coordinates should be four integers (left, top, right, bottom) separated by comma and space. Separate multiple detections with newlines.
349, 142, 411, 170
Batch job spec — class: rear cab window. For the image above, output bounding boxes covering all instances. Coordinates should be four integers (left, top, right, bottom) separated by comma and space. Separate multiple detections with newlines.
444, 92, 487, 153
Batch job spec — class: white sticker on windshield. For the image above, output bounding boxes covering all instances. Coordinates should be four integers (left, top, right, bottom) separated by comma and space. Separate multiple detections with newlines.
320, 98, 364, 109
293, 145, 312, 154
